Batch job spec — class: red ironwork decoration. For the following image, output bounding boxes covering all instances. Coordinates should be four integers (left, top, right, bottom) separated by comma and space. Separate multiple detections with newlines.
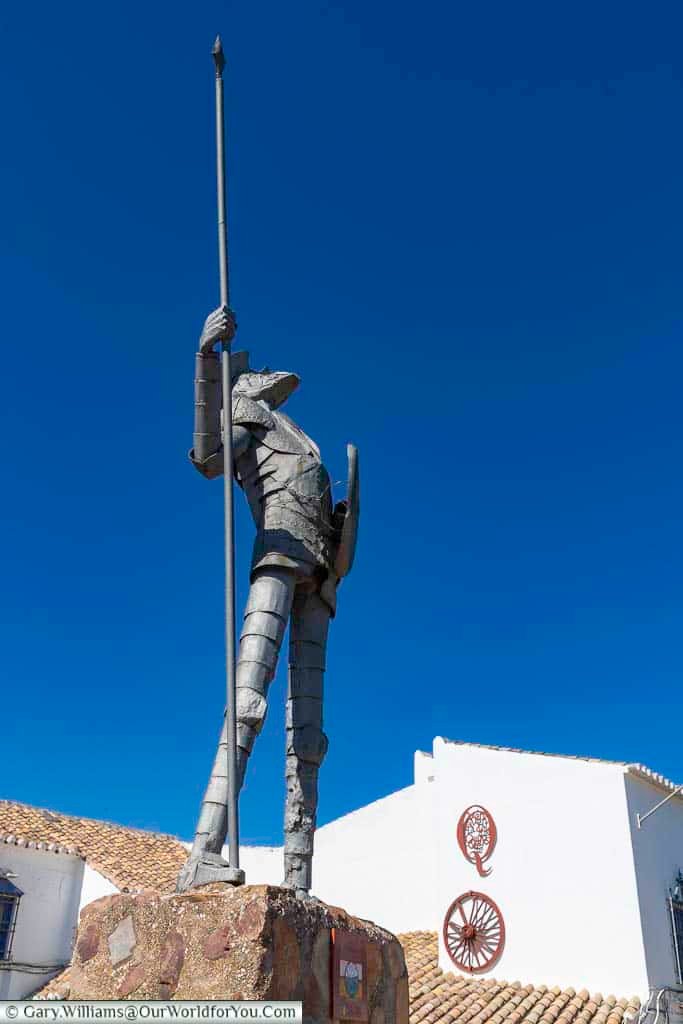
457, 805, 497, 877
443, 891, 505, 975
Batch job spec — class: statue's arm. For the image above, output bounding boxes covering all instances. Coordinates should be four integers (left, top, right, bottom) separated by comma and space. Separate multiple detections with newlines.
189, 351, 250, 479
192, 351, 221, 465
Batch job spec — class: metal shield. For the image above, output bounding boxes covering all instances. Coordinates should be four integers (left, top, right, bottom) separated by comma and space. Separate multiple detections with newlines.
334, 444, 360, 579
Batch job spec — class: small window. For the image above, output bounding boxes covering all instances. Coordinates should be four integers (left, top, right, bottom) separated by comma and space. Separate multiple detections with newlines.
0, 875, 22, 961
669, 871, 683, 985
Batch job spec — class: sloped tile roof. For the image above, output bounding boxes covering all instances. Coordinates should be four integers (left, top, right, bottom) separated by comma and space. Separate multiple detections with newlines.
0, 832, 81, 857
0, 800, 187, 893
627, 763, 683, 796
397, 932, 641, 1024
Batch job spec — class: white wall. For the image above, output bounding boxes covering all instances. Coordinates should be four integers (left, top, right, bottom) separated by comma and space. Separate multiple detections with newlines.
310, 765, 438, 935
78, 864, 119, 913
432, 739, 648, 996
229, 845, 283, 885
0, 846, 84, 1000
625, 774, 683, 991
215, 767, 438, 937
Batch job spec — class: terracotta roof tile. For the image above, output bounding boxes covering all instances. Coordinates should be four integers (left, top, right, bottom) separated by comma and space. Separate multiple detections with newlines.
397, 932, 640, 1024
0, 800, 186, 893
0, 832, 81, 857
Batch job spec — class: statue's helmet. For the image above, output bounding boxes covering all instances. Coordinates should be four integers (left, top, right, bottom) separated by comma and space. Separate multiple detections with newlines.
231, 351, 299, 410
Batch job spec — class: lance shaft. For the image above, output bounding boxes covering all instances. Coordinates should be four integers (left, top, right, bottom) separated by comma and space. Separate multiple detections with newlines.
213, 35, 240, 874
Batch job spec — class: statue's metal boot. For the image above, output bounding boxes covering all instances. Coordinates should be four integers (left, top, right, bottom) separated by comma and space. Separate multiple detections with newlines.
176, 851, 245, 892
176, 745, 248, 891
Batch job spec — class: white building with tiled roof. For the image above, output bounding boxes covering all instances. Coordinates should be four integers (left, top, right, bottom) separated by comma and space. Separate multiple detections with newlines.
0, 835, 84, 1000
0, 802, 188, 999
2, 737, 683, 1010
422, 738, 683, 996
303, 738, 683, 999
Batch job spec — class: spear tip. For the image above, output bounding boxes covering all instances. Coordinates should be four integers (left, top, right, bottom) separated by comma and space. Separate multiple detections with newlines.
212, 35, 226, 76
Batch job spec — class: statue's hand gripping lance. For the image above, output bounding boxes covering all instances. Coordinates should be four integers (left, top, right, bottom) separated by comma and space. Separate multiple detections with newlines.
200, 306, 237, 354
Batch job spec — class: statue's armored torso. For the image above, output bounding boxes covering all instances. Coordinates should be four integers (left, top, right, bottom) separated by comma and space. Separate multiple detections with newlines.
232, 395, 334, 576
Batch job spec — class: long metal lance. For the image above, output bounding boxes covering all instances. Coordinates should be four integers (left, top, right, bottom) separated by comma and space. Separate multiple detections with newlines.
212, 34, 240, 874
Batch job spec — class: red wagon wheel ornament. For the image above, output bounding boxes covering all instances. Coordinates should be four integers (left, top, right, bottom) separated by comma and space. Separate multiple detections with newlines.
457, 805, 497, 877
443, 891, 505, 975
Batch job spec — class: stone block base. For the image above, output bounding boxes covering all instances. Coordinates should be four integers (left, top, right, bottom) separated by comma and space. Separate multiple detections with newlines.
64, 885, 409, 1024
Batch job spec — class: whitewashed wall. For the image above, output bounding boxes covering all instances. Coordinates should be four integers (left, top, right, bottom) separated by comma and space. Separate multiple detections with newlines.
0, 846, 84, 1000
212, 843, 283, 886
78, 864, 119, 913
625, 774, 683, 991
312, 770, 438, 935
221, 768, 438, 936
431, 739, 648, 996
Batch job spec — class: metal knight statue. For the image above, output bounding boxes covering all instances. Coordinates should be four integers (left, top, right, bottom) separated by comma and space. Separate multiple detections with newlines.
176, 306, 359, 897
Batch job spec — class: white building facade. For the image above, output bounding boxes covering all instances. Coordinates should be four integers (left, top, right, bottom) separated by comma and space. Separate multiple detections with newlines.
0, 840, 84, 1000
243, 739, 683, 997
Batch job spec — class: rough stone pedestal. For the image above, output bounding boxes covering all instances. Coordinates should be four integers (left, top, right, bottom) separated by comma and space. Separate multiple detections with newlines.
66, 885, 409, 1024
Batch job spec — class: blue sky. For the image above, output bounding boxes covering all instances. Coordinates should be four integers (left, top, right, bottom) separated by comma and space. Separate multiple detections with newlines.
1, 1, 682, 844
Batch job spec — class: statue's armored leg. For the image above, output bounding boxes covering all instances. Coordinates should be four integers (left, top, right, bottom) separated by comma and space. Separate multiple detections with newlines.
283, 586, 330, 896
177, 568, 296, 891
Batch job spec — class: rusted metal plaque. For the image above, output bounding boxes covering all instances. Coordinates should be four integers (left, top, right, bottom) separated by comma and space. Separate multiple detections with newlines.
331, 928, 369, 1021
